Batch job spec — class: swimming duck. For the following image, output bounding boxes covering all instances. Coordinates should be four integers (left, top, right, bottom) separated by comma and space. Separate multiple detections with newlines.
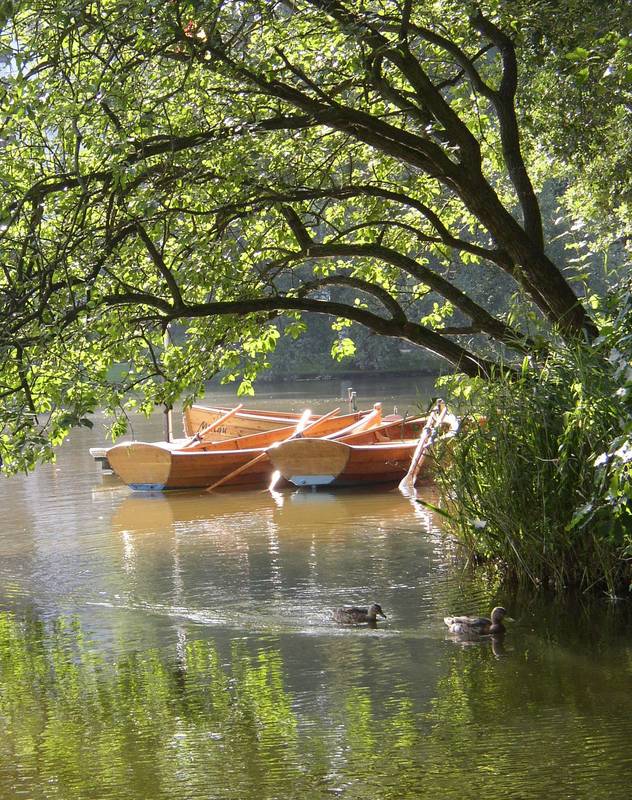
333, 603, 387, 624
444, 606, 506, 636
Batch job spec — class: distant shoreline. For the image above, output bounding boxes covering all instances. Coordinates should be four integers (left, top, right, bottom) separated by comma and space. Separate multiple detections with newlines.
229, 368, 443, 384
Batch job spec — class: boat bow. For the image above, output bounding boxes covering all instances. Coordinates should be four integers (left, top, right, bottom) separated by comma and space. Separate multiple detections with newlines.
269, 438, 351, 486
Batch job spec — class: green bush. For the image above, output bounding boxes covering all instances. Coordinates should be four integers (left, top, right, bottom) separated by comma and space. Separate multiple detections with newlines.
435, 288, 632, 595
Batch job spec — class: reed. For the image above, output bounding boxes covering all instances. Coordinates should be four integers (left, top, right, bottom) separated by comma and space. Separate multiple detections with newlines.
435, 332, 632, 595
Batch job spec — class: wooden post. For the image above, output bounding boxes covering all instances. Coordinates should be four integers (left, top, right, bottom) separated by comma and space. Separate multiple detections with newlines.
163, 405, 173, 443
163, 326, 173, 442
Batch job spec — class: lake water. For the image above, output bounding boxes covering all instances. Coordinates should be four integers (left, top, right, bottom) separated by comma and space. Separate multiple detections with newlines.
1, 378, 632, 799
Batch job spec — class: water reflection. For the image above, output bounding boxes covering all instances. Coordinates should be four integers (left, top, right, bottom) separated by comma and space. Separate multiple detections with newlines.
101, 489, 438, 638
1, 610, 632, 800
0, 613, 309, 800
1, 381, 632, 798
111, 489, 370, 533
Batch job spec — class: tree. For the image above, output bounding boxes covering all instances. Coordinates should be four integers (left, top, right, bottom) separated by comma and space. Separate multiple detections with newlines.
0, 0, 630, 470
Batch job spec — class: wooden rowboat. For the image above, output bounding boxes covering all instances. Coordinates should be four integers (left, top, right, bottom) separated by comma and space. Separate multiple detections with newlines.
91, 404, 361, 470
183, 404, 329, 440
107, 405, 386, 491
268, 437, 432, 488
266, 410, 450, 488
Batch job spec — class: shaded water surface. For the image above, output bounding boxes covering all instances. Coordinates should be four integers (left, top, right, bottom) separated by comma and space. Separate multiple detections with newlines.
1, 381, 632, 799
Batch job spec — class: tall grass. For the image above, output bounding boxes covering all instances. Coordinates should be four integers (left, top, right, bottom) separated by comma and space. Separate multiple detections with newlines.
435, 332, 632, 595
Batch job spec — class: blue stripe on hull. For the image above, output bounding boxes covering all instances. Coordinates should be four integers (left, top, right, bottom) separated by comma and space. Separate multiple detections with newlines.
130, 483, 167, 492
290, 475, 336, 486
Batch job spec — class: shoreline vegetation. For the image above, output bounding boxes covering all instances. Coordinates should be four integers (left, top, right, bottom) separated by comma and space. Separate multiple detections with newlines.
433, 288, 632, 596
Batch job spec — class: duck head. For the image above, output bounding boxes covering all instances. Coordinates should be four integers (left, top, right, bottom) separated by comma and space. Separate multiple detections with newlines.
368, 603, 387, 620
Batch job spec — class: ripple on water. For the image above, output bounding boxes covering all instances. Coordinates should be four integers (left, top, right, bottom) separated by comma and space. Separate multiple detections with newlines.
2, 407, 632, 799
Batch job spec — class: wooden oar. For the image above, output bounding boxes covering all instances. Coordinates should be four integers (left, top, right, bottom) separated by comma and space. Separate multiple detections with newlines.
182, 404, 244, 447
206, 406, 340, 492
327, 402, 381, 439
399, 400, 449, 490
401, 401, 449, 488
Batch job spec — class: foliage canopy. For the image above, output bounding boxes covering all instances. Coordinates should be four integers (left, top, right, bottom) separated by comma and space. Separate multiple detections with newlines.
0, 0, 630, 468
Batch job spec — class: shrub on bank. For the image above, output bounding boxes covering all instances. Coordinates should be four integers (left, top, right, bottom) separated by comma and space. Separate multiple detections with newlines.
436, 289, 632, 595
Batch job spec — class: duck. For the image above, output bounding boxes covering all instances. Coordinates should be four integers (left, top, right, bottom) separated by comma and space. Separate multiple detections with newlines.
333, 603, 387, 624
443, 606, 506, 636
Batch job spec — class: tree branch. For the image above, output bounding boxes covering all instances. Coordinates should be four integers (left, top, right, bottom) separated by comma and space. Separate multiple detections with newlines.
135, 222, 184, 309
274, 212, 530, 350
305, 0, 482, 161
297, 274, 407, 323
177, 295, 499, 377
304, 241, 533, 350
470, 11, 544, 249
87, 287, 498, 377
211, 184, 514, 269
19, 115, 316, 204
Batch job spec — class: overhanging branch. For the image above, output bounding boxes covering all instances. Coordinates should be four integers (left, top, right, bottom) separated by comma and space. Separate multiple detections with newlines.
178, 295, 499, 377
297, 275, 407, 323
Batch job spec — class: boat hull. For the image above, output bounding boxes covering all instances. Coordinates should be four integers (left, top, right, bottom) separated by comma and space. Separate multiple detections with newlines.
92, 404, 325, 471
269, 438, 433, 488
115, 446, 276, 491
106, 409, 431, 492
107, 408, 381, 490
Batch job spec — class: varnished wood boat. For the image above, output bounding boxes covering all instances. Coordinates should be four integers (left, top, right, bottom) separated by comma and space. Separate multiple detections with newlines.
268, 436, 433, 488
91, 404, 360, 470
183, 404, 328, 440
267, 412, 445, 488
107, 405, 386, 490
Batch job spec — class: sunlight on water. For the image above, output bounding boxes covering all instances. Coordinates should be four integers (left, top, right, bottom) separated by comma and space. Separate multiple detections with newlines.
1, 381, 632, 799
